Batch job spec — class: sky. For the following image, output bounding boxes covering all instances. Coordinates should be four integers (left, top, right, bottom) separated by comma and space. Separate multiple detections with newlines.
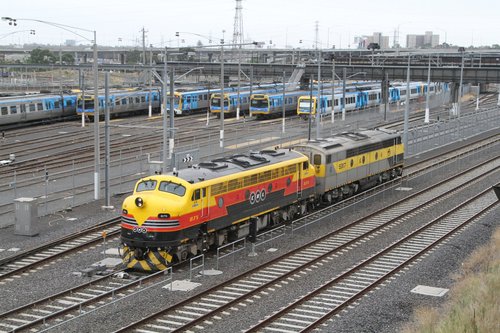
2, 0, 499, 49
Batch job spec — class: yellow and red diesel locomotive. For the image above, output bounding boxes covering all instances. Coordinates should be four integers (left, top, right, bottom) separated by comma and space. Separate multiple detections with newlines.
121, 129, 403, 271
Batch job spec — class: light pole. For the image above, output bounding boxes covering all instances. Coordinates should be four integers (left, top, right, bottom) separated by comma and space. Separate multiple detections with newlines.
331, 54, 335, 124
403, 54, 411, 157
176, 31, 260, 149
316, 49, 321, 140
457, 47, 465, 118
424, 55, 431, 123
0, 29, 35, 41
220, 30, 225, 149
2, 16, 100, 200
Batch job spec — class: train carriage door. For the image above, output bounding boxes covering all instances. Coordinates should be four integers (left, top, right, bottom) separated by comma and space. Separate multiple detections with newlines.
20, 104, 27, 120
201, 187, 208, 218
297, 163, 302, 198
193, 187, 209, 219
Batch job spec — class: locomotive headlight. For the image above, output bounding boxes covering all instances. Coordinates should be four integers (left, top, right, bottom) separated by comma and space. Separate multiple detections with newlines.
122, 209, 128, 214
135, 197, 144, 208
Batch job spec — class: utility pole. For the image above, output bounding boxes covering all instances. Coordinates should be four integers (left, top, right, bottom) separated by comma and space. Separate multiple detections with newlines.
331, 54, 335, 124
220, 33, 225, 150
316, 49, 321, 140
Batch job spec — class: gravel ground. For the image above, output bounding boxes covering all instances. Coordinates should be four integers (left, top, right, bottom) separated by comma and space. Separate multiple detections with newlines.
0, 131, 498, 332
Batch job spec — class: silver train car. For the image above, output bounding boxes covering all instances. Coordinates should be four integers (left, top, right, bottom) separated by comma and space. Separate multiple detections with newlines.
0, 93, 78, 127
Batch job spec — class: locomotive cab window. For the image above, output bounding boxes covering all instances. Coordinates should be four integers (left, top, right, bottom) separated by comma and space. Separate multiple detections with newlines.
159, 181, 186, 196
136, 180, 157, 192
302, 161, 309, 170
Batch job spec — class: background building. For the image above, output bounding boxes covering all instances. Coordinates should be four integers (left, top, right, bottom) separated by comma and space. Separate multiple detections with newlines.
356, 32, 390, 49
407, 31, 440, 48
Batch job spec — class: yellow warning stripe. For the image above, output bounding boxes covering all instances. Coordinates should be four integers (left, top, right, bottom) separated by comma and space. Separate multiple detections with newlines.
148, 251, 167, 271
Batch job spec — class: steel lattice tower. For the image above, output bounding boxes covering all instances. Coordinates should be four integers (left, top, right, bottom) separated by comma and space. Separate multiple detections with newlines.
232, 0, 244, 47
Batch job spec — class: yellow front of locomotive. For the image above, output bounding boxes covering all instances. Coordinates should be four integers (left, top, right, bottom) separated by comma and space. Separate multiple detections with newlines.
120, 174, 192, 271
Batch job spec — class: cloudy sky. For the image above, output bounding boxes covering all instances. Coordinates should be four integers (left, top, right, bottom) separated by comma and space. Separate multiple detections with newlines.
2, 0, 499, 48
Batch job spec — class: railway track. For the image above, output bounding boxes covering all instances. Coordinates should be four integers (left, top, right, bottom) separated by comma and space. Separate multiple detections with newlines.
113, 157, 498, 332
0, 267, 168, 332
0, 217, 121, 283
246, 187, 498, 332
0, 131, 497, 283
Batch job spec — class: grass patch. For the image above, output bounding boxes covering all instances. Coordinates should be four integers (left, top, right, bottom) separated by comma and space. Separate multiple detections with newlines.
402, 227, 500, 333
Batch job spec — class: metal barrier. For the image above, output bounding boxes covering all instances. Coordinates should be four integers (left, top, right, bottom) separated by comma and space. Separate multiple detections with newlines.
252, 225, 286, 249
189, 254, 204, 281
216, 238, 246, 270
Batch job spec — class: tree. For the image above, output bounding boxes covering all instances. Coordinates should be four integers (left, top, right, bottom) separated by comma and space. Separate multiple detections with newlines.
28, 48, 56, 64
61, 53, 74, 64
126, 50, 142, 64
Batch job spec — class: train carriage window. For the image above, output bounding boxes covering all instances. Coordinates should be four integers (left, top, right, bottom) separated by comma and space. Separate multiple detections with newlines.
10, 105, 17, 114
135, 97, 140, 103
115, 99, 121, 106
326, 155, 332, 164
129, 97, 134, 104
1, 106, 7, 115
140, 96, 146, 103
37, 103, 43, 111
54, 101, 60, 108
313, 154, 322, 165
350, 159, 354, 167
29, 104, 36, 112
122, 98, 127, 105
204, 94, 208, 100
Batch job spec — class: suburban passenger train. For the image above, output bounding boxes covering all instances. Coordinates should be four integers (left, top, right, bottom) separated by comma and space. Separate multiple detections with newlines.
296, 82, 445, 118
120, 128, 404, 271
248, 82, 382, 119
0, 93, 78, 127
77, 88, 162, 118
168, 83, 289, 116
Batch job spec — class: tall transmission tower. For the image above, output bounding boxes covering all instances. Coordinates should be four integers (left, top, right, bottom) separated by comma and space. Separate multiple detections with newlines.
232, 0, 244, 47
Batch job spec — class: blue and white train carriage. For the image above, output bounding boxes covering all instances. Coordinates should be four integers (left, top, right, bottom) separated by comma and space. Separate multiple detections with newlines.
297, 82, 442, 118
250, 90, 306, 119
0, 93, 77, 127
77, 89, 161, 117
